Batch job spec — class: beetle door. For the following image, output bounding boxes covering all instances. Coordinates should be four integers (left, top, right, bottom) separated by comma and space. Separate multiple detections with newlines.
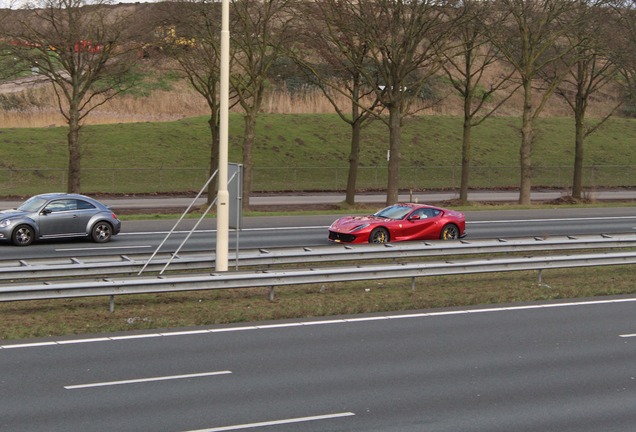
38, 199, 85, 237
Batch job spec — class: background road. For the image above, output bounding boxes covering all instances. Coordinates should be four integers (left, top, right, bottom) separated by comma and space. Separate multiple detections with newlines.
2, 188, 636, 211
1, 206, 635, 259
2, 298, 636, 431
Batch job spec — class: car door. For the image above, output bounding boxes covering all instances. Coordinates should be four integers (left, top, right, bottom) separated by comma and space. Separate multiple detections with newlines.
398, 208, 439, 240
38, 199, 85, 237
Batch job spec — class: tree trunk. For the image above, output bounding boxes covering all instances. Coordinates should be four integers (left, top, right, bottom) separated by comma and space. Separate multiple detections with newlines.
459, 102, 472, 204
345, 119, 362, 205
571, 113, 586, 199
242, 112, 256, 210
519, 80, 533, 205
386, 105, 401, 206
67, 109, 81, 193
572, 91, 586, 199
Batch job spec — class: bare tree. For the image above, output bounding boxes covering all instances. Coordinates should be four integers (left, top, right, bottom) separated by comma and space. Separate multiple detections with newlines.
443, 0, 518, 204
355, 0, 456, 206
7, 0, 142, 193
487, 0, 585, 204
541, 0, 621, 200
292, 0, 382, 206
230, 0, 294, 209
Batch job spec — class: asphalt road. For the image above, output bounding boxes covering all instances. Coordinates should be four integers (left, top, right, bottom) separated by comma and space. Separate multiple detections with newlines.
2, 207, 635, 259
3, 298, 636, 431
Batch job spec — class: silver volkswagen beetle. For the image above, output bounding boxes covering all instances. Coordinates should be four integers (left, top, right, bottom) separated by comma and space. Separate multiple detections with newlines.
0, 193, 121, 246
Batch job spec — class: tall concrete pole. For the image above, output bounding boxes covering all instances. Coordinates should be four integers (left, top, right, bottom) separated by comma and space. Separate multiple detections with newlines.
216, 0, 230, 271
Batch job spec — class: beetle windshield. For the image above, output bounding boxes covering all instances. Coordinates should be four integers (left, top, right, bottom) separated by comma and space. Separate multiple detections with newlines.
17, 196, 48, 212
374, 205, 412, 220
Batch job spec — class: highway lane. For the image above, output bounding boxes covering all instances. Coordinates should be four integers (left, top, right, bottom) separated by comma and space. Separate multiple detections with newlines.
3, 298, 636, 431
2, 207, 635, 259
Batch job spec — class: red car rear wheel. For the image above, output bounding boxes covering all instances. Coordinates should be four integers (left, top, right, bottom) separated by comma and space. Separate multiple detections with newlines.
440, 224, 460, 240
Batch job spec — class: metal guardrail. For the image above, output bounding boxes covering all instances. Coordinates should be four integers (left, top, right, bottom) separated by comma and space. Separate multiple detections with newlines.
1, 234, 635, 281
2, 251, 636, 303
1, 234, 635, 310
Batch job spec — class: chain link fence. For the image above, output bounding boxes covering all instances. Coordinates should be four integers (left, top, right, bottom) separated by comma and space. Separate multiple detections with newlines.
1, 165, 634, 196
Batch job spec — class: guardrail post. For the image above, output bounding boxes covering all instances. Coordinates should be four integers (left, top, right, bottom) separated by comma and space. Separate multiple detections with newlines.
109, 295, 115, 313
537, 269, 552, 289
411, 277, 416, 291
269, 286, 275, 301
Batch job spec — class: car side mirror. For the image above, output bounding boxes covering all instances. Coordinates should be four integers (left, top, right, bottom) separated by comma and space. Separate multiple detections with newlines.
409, 215, 420, 220
41, 209, 52, 215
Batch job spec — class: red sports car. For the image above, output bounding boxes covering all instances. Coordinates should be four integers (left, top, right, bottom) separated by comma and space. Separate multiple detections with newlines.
328, 203, 466, 244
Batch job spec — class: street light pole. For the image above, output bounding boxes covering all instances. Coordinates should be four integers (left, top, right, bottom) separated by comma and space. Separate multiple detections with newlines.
216, 0, 230, 271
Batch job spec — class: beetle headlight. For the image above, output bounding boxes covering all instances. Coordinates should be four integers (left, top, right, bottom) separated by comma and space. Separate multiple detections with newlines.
0, 219, 11, 228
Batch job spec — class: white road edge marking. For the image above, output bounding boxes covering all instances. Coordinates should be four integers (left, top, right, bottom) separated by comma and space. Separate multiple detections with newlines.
119, 226, 328, 236
4, 297, 636, 350
181, 412, 355, 432
469, 216, 636, 224
64, 371, 232, 390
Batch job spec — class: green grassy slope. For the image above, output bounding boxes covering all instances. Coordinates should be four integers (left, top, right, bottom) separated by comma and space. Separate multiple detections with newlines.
1, 114, 635, 195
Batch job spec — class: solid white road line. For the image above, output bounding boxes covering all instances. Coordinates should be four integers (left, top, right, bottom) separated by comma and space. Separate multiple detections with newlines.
469, 216, 636, 224
181, 412, 355, 432
64, 370, 232, 390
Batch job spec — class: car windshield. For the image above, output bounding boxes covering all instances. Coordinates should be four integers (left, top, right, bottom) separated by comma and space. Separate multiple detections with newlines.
17, 196, 48, 212
374, 205, 412, 220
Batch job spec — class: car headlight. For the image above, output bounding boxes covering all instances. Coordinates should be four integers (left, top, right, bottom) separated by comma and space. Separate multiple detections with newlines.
0, 219, 11, 228
350, 223, 370, 232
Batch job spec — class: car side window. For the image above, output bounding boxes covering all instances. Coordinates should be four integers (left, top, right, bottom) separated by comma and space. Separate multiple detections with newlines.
424, 209, 441, 218
76, 199, 96, 210
411, 208, 441, 219
45, 199, 77, 212
411, 209, 428, 219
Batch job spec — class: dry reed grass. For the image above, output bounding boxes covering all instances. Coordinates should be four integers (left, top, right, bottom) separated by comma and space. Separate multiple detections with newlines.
0, 81, 349, 128
0, 76, 623, 128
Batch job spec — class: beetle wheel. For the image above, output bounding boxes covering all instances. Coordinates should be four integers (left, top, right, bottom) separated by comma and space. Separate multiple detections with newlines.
12, 224, 34, 246
91, 222, 113, 243
440, 224, 460, 240
369, 227, 389, 244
